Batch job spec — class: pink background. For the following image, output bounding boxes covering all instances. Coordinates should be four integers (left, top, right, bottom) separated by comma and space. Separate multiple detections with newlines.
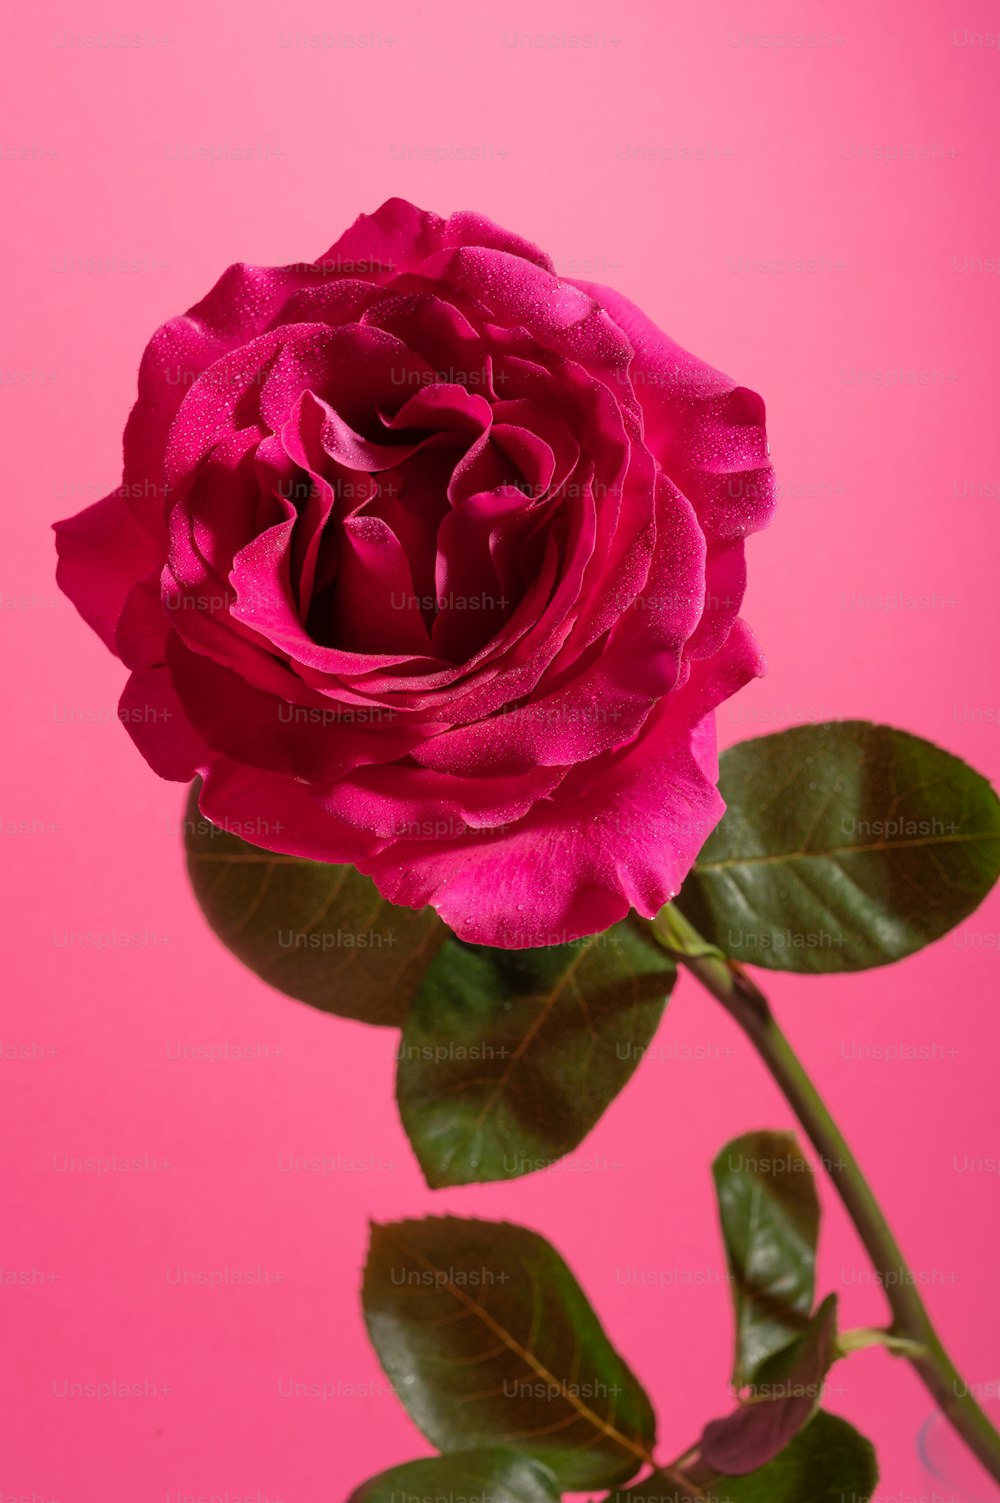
2, 0, 998, 1497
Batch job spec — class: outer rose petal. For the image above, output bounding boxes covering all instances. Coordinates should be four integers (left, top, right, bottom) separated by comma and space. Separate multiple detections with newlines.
439, 209, 554, 271
356, 620, 765, 947
568, 277, 776, 538
54, 492, 163, 655
118, 665, 214, 782
317, 197, 446, 279
318, 197, 554, 281
312, 759, 570, 839
166, 633, 435, 781
569, 277, 776, 659
196, 759, 388, 867
122, 261, 344, 544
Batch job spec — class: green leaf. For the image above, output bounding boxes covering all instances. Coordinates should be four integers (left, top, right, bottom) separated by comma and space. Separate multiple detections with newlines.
713, 1131, 820, 1386
700, 1296, 838, 1474
182, 781, 447, 1026
700, 1410, 878, 1503
676, 721, 1000, 972
346, 1449, 561, 1503
362, 1215, 656, 1491
397, 920, 675, 1186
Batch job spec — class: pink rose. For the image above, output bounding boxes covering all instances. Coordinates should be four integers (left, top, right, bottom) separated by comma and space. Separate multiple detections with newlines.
55, 198, 775, 948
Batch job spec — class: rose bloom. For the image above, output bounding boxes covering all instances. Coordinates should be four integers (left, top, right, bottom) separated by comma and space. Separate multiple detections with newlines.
55, 199, 775, 948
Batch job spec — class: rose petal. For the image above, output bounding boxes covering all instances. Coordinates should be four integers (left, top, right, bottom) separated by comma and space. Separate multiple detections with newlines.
358, 620, 765, 946
54, 491, 163, 655
118, 663, 213, 782
167, 633, 431, 780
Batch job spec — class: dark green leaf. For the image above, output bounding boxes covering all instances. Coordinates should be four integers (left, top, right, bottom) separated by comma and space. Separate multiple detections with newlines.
183, 781, 446, 1026
714, 1131, 820, 1386
700, 1296, 838, 1474
397, 920, 675, 1186
701, 1410, 878, 1503
676, 721, 1000, 971
363, 1215, 656, 1491
346, 1449, 561, 1503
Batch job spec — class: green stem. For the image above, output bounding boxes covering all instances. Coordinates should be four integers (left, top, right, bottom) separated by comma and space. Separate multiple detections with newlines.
650, 905, 1000, 1486
836, 1326, 928, 1360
